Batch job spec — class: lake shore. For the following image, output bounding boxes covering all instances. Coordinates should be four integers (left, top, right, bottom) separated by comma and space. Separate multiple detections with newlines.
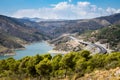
3, 52, 16, 56
0, 41, 42, 57
0, 41, 54, 59
48, 50, 69, 54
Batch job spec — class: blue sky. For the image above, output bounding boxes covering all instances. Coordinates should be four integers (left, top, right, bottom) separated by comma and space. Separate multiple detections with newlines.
0, 0, 120, 19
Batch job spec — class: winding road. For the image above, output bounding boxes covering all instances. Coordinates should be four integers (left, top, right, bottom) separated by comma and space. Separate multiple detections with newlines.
69, 36, 107, 54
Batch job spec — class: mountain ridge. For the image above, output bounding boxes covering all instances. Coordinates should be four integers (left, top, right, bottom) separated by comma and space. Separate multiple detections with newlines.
36, 13, 120, 38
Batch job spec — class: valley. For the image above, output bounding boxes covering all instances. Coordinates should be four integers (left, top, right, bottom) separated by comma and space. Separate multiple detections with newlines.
0, 13, 120, 56
0, 0, 120, 80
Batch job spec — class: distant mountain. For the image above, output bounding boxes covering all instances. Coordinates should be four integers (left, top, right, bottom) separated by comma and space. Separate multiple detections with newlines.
36, 13, 120, 38
21, 17, 65, 22
21, 17, 45, 22
18, 13, 120, 39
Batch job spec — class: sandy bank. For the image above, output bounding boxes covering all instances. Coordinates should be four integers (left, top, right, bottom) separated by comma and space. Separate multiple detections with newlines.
48, 50, 69, 54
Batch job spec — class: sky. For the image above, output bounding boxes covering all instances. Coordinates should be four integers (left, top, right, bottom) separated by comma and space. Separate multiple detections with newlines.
0, 0, 120, 19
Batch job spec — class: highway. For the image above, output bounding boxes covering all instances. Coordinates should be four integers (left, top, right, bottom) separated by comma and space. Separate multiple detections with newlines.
92, 44, 107, 54
69, 36, 107, 54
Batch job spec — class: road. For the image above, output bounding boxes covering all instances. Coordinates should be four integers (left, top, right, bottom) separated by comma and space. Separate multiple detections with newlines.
69, 36, 107, 54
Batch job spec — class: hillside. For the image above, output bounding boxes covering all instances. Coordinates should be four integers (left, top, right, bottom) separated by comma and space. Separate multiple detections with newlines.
0, 15, 48, 42
48, 35, 82, 52
37, 13, 120, 38
0, 15, 49, 55
79, 67, 120, 80
82, 25, 120, 51
0, 51, 120, 80
95, 25, 120, 51
46, 13, 120, 52
15, 13, 120, 39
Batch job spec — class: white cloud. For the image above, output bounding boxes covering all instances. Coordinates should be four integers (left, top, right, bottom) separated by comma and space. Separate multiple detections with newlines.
77, 2, 90, 7
12, 1, 120, 19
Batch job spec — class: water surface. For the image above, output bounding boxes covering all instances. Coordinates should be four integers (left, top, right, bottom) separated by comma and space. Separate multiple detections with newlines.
0, 42, 53, 60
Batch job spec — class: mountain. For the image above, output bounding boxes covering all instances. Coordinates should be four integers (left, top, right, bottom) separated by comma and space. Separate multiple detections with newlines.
21, 17, 65, 22
42, 13, 120, 52
0, 15, 49, 42
36, 13, 120, 38
0, 13, 120, 54
18, 13, 120, 39
0, 15, 50, 55
96, 25, 120, 51
21, 17, 45, 22
81, 24, 120, 51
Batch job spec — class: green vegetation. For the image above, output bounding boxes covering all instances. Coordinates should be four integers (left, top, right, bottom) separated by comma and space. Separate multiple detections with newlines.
0, 51, 120, 80
95, 25, 120, 51
82, 25, 120, 51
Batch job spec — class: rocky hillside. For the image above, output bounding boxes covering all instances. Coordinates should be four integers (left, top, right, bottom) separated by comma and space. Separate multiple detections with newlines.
17, 13, 120, 39
0, 15, 49, 55
37, 13, 120, 38
46, 13, 120, 52
82, 24, 120, 51
0, 15, 49, 42
49, 35, 82, 51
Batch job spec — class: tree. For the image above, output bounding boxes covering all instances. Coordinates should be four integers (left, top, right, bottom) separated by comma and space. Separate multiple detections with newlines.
89, 54, 106, 69
5, 58, 19, 73
34, 54, 43, 64
35, 58, 52, 80
0, 60, 7, 73
26, 57, 37, 76
60, 52, 76, 78
51, 54, 62, 77
75, 57, 86, 74
42, 54, 52, 60
25, 55, 44, 76
18, 56, 31, 74
79, 50, 91, 60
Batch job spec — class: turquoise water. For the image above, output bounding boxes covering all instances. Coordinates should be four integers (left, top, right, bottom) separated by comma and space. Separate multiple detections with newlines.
0, 42, 53, 60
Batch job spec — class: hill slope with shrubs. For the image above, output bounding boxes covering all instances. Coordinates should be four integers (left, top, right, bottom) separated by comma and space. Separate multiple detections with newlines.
0, 51, 120, 80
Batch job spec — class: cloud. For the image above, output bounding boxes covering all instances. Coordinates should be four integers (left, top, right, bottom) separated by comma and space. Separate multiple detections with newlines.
12, 1, 120, 19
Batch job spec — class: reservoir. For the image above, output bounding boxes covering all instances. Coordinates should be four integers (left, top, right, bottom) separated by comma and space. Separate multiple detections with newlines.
0, 42, 53, 60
